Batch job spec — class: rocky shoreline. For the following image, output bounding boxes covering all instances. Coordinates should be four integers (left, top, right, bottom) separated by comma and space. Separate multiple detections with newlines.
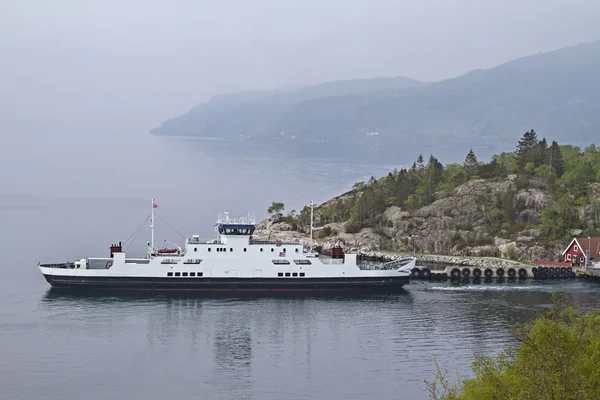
253, 218, 527, 269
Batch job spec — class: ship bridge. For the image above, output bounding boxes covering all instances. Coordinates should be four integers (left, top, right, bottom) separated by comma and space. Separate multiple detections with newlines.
215, 212, 256, 238
217, 224, 255, 236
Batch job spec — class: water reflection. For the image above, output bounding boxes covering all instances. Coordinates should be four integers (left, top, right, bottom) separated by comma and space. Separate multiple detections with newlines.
32, 280, 600, 400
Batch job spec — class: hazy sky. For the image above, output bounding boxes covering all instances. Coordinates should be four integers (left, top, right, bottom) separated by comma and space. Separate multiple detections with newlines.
1, 0, 599, 134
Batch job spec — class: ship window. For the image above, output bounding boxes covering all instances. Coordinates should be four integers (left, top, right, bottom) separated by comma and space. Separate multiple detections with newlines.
194, 247, 197, 252
175, 272, 181, 276
300, 272, 305, 277
260, 248, 263, 252
244, 248, 247, 252
294, 260, 312, 265
272, 259, 290, 265
285, 272, 291, 277
271, 248, 274, 252
190, 272, 195, 276
182, 272, 188, 277
295, 249, 298, 252
167, 272, 173, 277
292, 272, 298, 277
198, 272, 203, 277
208, 248, 211, 252
230, 248, 233, 252
283, 248, 286, 252
278, 272, 283, 277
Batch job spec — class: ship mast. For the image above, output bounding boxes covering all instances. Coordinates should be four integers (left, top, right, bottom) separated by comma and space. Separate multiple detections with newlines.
150, 198, 155, 253
309, 200, 314, 253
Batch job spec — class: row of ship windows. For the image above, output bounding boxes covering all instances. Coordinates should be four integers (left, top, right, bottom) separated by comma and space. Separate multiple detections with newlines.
194, 247, 299, 253
163, 259, 311, 265
273, 259, 312, 265
162, 259, 202, 264
166, 272, 305, 277
167, 272, 203, 277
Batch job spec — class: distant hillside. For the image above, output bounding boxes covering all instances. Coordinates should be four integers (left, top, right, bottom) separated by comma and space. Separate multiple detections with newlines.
151, 40, 600, 163
151, 76, 426, 139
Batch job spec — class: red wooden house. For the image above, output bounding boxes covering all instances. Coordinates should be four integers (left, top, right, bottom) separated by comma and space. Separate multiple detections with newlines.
562, 237, 600, 266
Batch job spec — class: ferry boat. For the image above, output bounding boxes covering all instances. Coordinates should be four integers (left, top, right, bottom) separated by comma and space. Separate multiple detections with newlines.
38, 199, 416, 292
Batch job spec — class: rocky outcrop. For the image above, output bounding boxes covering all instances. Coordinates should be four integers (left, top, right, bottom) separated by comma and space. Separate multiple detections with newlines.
254, 177, 578, 265
253, 219, 311, 244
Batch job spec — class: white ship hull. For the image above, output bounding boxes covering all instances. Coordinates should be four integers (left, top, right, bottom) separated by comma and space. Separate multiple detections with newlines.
38, 201, 416, 292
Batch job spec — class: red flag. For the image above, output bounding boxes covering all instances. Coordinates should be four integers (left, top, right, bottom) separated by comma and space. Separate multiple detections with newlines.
279, 251, 285, 257
153, 202, 158, 208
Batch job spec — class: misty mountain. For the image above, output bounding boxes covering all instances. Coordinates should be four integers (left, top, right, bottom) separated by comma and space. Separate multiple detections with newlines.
151, 40, 600, 164
151, 76, 426, 139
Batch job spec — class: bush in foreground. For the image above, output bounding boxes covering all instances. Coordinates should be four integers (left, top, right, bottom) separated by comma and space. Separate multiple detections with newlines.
426, 297, 600, 399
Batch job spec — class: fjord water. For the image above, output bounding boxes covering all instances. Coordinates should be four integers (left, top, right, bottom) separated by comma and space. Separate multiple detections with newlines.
2, 131, 600, 400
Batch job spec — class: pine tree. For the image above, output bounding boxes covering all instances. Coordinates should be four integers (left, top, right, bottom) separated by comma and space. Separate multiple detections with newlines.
425, 154, 444, 204
515, 129, 539, 169
548, 140, 565, 178
416, 154, 425, 170
464, 149, 479, 177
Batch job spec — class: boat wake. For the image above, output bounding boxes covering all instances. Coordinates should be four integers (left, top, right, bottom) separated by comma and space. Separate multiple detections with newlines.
430, 285, 546, 292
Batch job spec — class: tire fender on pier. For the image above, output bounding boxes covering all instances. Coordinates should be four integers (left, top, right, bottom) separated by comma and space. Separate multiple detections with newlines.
496, 268, 505, 277
451, 268, 461, 279
421, 268, 431, 279
507, 268, 516, 278
472, 268, 482, 278
412, 268, 420, 278
518, 268, 527, 279
462, 268, 471, 278
484, 268, 493, 278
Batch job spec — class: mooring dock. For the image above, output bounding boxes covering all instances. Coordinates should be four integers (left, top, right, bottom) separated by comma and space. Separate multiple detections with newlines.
410, 264, 578, 280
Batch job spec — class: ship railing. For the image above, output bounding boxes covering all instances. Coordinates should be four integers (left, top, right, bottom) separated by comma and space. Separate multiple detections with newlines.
216, 212, 256, 225
250, 239, 301, 245
187, 238, 223, 244
380, 257, 414, 269
320, 259, 344, 265
359, 257, 414, 270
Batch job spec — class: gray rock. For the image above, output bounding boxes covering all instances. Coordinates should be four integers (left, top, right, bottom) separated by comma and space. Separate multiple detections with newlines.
516, 236, 534, 243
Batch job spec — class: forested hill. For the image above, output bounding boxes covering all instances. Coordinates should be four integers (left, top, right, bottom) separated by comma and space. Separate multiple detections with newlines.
152, 40, 600, 164
262, 130, 600, 261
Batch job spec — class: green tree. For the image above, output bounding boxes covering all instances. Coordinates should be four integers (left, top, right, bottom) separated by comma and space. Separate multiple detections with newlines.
548, 140, 565, 177
427, 299, 600, 399
515, 129, 539, 169
463, 149, 478, 178
267, 202, 285, 220
425, 154, 444, 204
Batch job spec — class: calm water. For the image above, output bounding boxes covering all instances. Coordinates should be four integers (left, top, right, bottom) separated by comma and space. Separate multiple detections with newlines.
2, 131, 600, 399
